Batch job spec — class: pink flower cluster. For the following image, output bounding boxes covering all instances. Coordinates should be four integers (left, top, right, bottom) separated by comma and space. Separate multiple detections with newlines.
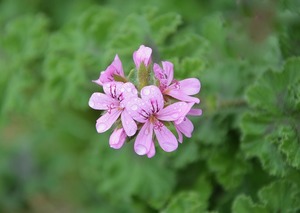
89, 45, 202, 158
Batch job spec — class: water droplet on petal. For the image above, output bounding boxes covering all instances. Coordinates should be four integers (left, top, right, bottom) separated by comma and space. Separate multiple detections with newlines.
172, 113, 179, 118
120, 88, 125, 92
131, 105, 138, 111
143, 88, 150, 95
135, 145, 147, 155
97, 123, 107, 132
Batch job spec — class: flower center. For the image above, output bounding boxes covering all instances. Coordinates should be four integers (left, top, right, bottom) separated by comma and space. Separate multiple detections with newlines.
150, 99, 160, 113
149, 115, 156, 124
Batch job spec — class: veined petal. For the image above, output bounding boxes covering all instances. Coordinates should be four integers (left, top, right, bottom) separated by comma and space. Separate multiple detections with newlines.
162, 61, 174, 86
153, 63, 165, 83
153, 63, 163, 77
154, 122, 178, 152
178, 78, 201, 95
109, 128, 126, 149
126, 97, 151, 123
120, 82, 138, 106
111, 54, 124, 77
147, 141, 156, 158
121, 109, 137, 136
153, 63, 168, 87
188, 108, 203, 116
166, 89, 200, 104
93, 66, 115, 86
156, 102, 189, 122
141, 86, 164, 113
93, 55, 125, 85
176, 117, 194, 138
134, 121, 153, 155
103, 82, 124, 100
88, 92, 118, 110
96, 109, 122, 133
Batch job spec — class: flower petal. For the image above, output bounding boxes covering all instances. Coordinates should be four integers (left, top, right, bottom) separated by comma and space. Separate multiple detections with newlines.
156, 102, 189, 122
133, 45, 152, 69
88, 92, 118, 110
174, 102, 194, 124
121, 109, 137, 136
134, 121, 153, 155
120, 82, 138, 106
126, 97, 151, 123
103, 82, 124, 100
111, 54, 124, 77
92, 55, 124, 85
109, 128, 126, 149
153, 63, 166, 84
147, 141, 156, 158
162, 61, 174, 86
176, 117, 194, 138
96, 109, 122, 133
166, 89, 200, 104
154, 122, 178, 152
188, 108, 203, 116
153, 62, 173, 87
141, 86, 164, 113
178, 78, 201, 95
175, 125, 183, 143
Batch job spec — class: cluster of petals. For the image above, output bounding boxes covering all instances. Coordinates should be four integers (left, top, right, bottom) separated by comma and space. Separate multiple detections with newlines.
89, 45, 201, 158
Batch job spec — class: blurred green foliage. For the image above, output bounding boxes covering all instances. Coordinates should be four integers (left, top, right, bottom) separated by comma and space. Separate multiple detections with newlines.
1, 0, 300, 212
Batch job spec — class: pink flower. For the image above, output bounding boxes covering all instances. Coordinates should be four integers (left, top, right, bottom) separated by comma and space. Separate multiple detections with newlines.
153, 61, 201, 103
88, 82, 138, 136
174, 108, 202, 143
109, 128, 127, 149
127, 85, 190, 157
93, 55, 124, 86
133, 45, 152, 69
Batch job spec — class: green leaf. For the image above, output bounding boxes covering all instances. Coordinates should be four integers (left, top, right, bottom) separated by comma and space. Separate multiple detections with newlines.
267, 125, 300, 170
149, 12, 182, 45
78, 6, 118, 42
241, 58, 300, 176
171, 141, 201, 169
232, 195, 268, 213
162, 34, 209, 60
241, 113, 288, 176
207, 146, 250, 190
162, 191, 207, 213
201, 13, 225, 49
83, 139, 176, 210
0, 14, 49, 115
258, 180, 300, 212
